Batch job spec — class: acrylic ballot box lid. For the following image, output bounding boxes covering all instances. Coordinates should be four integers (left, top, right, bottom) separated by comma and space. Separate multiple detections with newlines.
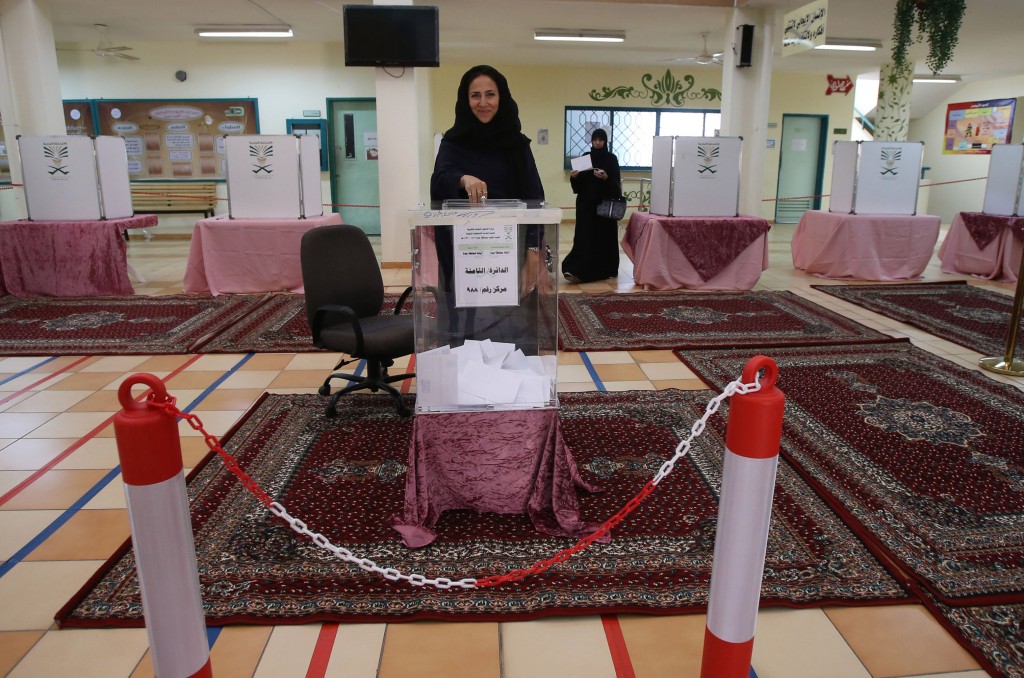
409, 202, 562, 414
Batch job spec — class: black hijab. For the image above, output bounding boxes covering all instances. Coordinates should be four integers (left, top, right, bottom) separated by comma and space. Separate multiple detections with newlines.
589, 127, 611, 163
442, 65, 532, 150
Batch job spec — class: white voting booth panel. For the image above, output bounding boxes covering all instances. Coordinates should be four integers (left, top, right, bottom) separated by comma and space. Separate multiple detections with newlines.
409, 203, 561, 414
829, 140, 923, 215
18, 135, 133, 221
224, 135, 323, 219
982, 143, 1024, 216
649, 136, 741, 216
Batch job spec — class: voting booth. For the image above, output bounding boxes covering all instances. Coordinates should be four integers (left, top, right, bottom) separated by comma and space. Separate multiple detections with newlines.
17, 135, 133, 221
409, 201, 561, 414
223, 134, 323, 219
649, 136, 741, 217
982, 143, 1024, 216
829, 140, 924, 215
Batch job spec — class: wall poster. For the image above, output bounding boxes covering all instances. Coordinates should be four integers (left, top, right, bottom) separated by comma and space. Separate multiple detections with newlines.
94, 99, 259, 179
63, 101, 97, 136
944, 98, 1016, 154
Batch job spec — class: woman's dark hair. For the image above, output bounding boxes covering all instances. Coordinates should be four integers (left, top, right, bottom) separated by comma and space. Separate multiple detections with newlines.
441, 65, 531, 150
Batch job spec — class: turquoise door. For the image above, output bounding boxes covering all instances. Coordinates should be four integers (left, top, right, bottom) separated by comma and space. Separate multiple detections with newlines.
329, 99, 380, 234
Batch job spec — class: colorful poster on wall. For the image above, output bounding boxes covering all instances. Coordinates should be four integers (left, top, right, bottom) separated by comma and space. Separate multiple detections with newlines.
943, 98, 1016, 154
94, 99, 258, 179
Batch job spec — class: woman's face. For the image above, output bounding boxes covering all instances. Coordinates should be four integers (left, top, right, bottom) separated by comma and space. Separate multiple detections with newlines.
592, 137, 606, 149
468, 75, 499, 124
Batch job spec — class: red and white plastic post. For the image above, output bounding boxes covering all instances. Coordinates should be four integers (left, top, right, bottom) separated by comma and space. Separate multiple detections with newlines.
700, 356, 785, 678
114, 374, 212, 678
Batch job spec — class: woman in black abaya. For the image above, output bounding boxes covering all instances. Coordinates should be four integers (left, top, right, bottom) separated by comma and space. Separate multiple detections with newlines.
561, 128, 623, 283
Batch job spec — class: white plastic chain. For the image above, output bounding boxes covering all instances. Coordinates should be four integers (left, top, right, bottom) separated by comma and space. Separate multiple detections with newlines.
267, 375, 761, 590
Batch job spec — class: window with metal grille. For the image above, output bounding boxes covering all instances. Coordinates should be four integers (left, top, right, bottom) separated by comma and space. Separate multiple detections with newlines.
564, 106, 721, 171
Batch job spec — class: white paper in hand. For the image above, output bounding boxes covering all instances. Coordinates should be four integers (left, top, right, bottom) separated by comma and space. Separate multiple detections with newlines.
571, 155, 593, 172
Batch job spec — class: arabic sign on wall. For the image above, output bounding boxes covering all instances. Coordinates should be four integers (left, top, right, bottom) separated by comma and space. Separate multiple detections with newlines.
783, 0, 828, 56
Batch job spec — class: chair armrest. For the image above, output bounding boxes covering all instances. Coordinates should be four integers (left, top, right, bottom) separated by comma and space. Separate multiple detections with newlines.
393, 286, 414, 315
311, 304, 364, 355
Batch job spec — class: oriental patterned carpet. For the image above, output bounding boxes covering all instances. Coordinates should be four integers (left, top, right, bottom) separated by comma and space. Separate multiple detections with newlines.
199, 292, 410, 353
677, 343, 1024, 678
557, 290, 899, 351
57, 390, 906, 628
0, 294, 267, 356
813, 281, 1018, 357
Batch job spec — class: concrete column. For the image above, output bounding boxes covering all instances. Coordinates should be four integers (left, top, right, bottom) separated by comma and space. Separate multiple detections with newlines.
0, 0, 65, 218
875, 62, 912, 141
718, 7, 774, 219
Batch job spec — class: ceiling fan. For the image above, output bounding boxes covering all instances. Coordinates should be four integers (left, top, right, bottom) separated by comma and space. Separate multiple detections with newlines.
60, 24, 139, 61
662, 32, 723, 66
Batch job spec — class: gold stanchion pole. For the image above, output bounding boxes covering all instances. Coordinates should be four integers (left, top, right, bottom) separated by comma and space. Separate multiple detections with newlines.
979, 241, 1024, 376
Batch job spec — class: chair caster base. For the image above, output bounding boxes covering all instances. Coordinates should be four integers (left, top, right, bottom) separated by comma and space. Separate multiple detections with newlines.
318, 384, 331, 396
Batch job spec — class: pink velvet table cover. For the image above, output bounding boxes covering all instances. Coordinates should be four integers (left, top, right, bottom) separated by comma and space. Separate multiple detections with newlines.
791, 210, 941, 280
621, 211, 770, 290
391, 409, 602, 548
183, 212, 342, 295
0, 214, 157, 297
938, 211, 1024, 282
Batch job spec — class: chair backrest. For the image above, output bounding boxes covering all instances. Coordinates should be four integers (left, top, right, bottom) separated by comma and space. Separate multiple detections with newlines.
300, 224, 385, 326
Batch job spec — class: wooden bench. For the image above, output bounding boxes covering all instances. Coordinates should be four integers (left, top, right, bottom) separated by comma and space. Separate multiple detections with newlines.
130, 182, 219, 218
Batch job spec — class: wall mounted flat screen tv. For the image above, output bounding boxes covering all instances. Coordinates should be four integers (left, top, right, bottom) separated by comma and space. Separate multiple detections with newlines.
343, 5, 440, 68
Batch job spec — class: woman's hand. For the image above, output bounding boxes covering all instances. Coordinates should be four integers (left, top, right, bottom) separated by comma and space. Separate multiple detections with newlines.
594, 169, 607, 180
520, 248, 554, 297
461, 175, 488, 202
570, 170, 579, 178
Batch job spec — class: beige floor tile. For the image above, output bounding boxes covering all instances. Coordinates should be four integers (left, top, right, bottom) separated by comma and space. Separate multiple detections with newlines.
80, 356, 151, 374
557, 382, 600, 392
44, 372, 122, 391
617, 613, 707, 677
163, 371, 225, 390
188, 354, 252, 371
501, 617, 614, 678
65, 390, 124, 413
0, 631, 45, 676
2, 468, 111, 510
0, 438, 74, 471
639, 361, 698, 380
242, 354, 296, 371
629, 349, 681, 363
752, 607, 871, 677
252, 624, 321, 678
592, 363, 647, 381
81, 475, 128, 510
324, 623, 386, 677
285, 353, 350, 371
8, 627, 149, 678
268, 370, 331, 388
189, 388, 265, 411
203, 625, 273, 678
824, 604, 981, 676
0, 510, 63, 560
216, 370, 280, 389
176, 410, 245, 438
557, 352, 584, 364
0, 393, 33, 413
7, 391, 93, 413
24, 412, 111, 439
584, 350, 636, 364
602, 381, 655, 391
24, 509, 130, 561
379, 622, 499, 678
132, 355, 197, 373
557, 365, 594, 383
0, 560, 107, 631
0, 412, 61, 439
52, 438, 119, 470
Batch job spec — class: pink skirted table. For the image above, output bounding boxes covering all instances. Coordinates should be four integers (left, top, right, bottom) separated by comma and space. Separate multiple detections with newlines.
183, 212, 342, 295
622, 212, 770, 290
391, 409, 602, 548
0, 214, 157, 297
938, 211, 1024, 283
792, 210, 941, 280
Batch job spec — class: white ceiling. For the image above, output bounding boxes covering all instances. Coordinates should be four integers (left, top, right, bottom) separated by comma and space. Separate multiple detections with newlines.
44, 0, 1024, 119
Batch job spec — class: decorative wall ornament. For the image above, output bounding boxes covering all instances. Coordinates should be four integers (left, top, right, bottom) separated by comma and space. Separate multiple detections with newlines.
589, 70, 722, 107
875, 62, 913, 141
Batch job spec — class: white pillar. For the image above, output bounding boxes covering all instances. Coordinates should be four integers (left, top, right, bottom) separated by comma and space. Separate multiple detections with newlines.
372, 0, 421, 268
0, 0, 65, 218
719, 8, 774, 219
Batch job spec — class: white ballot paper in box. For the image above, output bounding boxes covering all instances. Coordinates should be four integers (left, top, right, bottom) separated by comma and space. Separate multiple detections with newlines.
513, 374, 553, 404
457, 361, 524, 405
571, 155, 594, 172
477, 339, 516, 368
415, 346, 459, 408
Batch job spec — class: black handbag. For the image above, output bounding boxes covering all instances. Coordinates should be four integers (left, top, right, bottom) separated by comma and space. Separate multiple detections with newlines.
596, 196, 627, 220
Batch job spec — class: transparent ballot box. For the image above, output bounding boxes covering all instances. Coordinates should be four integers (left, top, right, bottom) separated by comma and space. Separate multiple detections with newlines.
409, 200, 562, 414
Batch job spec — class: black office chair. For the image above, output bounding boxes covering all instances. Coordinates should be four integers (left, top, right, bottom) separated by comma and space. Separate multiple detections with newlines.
300, 224, 415, 417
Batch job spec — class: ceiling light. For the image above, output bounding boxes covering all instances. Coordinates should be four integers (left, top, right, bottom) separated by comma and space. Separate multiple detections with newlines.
534, 29, 625, 43
913, 76, 961, 83
195, 25, 293, 38
813, 39, 881, 52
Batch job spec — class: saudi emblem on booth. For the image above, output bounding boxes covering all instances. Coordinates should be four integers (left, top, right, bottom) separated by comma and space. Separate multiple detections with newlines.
43, 142, 70, 178
249, 141, 274, 176
697, 142, 720, 176
880, 147, 902, 177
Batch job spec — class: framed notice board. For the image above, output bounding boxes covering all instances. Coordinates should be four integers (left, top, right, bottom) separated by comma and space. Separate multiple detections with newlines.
63, 100, 97, 136
94, 98, 259, 180
286, 118, 329, 171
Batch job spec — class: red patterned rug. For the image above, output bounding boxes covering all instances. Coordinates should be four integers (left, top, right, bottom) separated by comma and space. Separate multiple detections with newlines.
199, 292, 409, 353
0, 294, 267, 356
677, 343, 1024, 607
925, 595, 1024, 677
558, 291, 900, 351
813, 281, 1018, 357
57, 390, 906, 628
